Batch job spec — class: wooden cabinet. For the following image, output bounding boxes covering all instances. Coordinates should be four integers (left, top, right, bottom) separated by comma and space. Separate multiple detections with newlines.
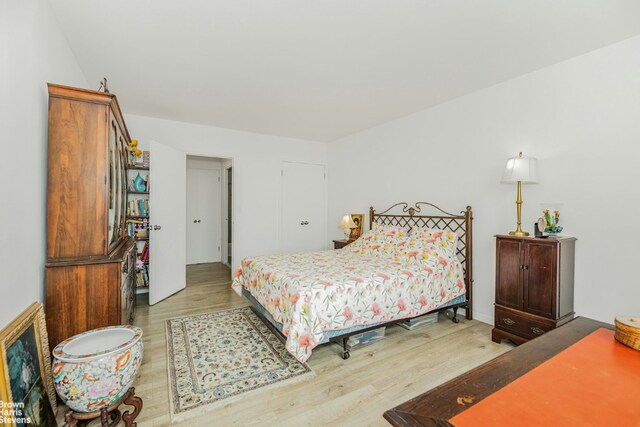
492, 235, 575, 345
333, 239, 352, 249
45, 84, 136, 349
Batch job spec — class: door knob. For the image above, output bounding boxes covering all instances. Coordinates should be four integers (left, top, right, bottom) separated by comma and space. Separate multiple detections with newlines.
300, 221, 309, 225
197, 220, 201, 223
153, 225, 162, 230
193, 220, 197, 223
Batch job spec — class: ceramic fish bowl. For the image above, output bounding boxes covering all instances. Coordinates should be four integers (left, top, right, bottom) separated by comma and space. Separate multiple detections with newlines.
52, 325, 143, 413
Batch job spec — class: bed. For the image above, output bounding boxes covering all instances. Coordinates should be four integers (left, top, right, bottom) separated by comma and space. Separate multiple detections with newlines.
232, 202, 473, 362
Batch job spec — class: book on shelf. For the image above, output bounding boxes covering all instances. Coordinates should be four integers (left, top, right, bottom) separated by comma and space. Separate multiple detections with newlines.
135, 265, 149, 288
139, 242, 150, 263
127, 199, 150, 217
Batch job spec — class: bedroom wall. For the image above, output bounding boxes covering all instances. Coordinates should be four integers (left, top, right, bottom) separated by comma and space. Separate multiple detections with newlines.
0, 0, 88, 326
124, 115, 328, 274
328, 35, 640, 324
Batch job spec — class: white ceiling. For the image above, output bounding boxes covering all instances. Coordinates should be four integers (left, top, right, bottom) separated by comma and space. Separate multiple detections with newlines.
50, 0, 640, 142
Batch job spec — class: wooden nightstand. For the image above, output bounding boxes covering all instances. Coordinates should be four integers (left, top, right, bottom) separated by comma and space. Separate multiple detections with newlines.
333, 239, 352, 249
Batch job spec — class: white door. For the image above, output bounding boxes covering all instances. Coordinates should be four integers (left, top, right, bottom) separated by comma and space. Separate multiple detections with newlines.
281, 162, 326, 253
149, 140, 186, 305
186, 168, 221, 264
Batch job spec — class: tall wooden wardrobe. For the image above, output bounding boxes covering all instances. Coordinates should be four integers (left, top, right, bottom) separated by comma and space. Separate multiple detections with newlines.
45, 84, 136, 349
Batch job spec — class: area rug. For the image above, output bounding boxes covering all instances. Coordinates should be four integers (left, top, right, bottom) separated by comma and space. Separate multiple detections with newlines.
165, 306, 313, 422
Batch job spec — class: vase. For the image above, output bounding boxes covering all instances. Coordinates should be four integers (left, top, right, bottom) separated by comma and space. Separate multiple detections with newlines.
52, 325, 144, 413
134, 173, 146, 192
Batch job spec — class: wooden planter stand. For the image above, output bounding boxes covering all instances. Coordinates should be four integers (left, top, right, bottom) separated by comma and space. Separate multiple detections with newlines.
64, 387, 143, 427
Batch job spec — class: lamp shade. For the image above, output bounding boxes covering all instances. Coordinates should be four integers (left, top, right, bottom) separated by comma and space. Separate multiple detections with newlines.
502, 153, 539, 184
338, 214, 356, 229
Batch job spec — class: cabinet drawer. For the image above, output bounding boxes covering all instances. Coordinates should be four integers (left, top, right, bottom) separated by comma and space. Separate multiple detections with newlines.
495, 306, 554, 339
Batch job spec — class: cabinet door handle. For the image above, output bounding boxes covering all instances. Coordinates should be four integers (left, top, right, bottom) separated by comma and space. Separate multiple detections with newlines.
523, 265, 529, 270
530, 327, 545, 335
503, 318, 516, 326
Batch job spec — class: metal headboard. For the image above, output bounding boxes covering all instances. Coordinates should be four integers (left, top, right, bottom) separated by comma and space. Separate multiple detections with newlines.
369, 202, 473, 320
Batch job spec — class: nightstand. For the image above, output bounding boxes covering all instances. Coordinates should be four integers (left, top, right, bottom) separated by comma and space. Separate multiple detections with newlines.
333, 239, 352, 249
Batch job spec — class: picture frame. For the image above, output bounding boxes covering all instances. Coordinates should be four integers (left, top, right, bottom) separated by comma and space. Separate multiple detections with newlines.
349, 214, 364, 240
0, 302, 57, 426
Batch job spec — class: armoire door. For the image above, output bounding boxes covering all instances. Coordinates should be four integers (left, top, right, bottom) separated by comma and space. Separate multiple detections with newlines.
523, 240, 557, 318
495, 237, 523, 310
186, 168, 222, 264
281, 162, 326, 253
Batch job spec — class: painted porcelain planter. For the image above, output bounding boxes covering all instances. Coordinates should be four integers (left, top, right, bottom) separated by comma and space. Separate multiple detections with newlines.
52, 325, 144, 413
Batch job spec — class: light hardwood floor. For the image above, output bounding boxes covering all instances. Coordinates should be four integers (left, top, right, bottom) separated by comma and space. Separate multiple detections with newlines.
130, 263, 512, 426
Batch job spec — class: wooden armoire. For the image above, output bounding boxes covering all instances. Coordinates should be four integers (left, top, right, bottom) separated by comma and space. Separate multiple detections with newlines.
45, 83, 136, 349
492, 235, 576, 345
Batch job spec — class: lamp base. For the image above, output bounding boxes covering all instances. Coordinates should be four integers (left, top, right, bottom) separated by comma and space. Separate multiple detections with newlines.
508, 230, 530, 237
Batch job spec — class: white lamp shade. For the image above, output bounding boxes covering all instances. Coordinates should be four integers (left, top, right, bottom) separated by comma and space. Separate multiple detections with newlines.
339, 214, 356, 229
502, 154, 539, 184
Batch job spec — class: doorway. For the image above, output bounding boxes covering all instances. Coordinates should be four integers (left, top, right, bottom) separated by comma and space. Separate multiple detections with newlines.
186, 156, 232, 266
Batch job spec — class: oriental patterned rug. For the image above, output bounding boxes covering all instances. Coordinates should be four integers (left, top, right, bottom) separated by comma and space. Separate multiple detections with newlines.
165, 307, 313, 422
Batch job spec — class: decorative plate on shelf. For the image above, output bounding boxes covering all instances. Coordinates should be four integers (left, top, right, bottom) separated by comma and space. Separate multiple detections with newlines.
537, 217, 547, 234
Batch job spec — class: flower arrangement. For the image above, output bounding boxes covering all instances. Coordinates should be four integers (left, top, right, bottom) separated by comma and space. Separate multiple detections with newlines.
128, 139, 142, 165
543, 209, 563, 233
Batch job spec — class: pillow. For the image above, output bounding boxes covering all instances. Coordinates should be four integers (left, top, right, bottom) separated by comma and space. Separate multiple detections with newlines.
407, 226, 459, 261
348, 223, 409, 257
392, 238, 453, 266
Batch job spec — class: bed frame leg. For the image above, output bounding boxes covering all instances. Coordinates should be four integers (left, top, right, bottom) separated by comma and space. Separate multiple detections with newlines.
451, 307, 460, 323
341, 337, 350, 360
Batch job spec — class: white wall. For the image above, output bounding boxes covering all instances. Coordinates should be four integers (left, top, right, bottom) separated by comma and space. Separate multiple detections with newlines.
328, 36, 640, 324
124, 115, 328, 273
0, 0, 87, 327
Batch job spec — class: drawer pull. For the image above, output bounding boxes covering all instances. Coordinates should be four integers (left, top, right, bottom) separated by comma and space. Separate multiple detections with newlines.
503, 318, 516, 326
530, 327, 545, 335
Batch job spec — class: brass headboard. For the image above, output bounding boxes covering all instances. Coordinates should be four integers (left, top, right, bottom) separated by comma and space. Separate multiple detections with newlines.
369, 202, 473, 320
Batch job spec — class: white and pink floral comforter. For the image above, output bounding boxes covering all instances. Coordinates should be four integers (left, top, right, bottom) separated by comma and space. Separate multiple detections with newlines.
232, 243, 465, 362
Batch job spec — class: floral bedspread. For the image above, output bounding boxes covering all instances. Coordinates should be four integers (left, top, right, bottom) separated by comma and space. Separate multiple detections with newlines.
231, 248, 465, 362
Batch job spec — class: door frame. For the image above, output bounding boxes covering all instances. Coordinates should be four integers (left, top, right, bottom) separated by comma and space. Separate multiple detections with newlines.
185, 152, 235, 278
279, 161, 328, 254
222, 165, 232, 267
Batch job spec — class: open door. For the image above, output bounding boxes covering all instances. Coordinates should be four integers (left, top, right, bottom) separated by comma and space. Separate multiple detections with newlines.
149, 140, 186, 305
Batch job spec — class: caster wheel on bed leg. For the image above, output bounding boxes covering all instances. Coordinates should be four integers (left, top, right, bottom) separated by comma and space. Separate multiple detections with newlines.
342, 351, 350, 360
452, 316, 460, 324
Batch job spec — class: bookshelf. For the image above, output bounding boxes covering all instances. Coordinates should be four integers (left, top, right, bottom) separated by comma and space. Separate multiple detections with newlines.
126, 160, 150, 295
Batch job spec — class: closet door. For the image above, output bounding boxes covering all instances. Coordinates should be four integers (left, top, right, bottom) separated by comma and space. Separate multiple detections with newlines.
186, 168, 222, 264
281, 162, 326, 253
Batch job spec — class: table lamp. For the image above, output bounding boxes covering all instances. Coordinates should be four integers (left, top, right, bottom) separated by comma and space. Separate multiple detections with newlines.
338, 214, 356, 240
502, 152, 538, 236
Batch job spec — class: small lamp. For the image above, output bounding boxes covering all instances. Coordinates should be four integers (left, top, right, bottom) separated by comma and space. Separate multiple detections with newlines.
502, 152, 538, 236
338, 214, 356, 240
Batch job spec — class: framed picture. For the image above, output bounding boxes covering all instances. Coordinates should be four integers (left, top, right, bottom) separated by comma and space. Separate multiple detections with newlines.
349, 214, 364, 240
0, 302, 57, 426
